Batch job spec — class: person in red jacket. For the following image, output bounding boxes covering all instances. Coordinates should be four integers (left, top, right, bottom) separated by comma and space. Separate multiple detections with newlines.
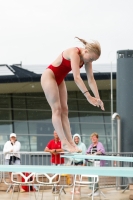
44, 130, 64, 193
45, 130, 64, 165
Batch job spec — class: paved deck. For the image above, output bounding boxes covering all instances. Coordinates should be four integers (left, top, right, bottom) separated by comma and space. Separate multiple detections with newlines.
0, 187, 130, 200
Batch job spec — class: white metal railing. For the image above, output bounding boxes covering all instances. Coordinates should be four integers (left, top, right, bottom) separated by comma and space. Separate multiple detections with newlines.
1, 151, 133, 190
1, 151, 73, 190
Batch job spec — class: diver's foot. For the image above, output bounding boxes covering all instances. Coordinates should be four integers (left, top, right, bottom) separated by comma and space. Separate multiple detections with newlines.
62, 143, 76, 153
62, 140, 80, 153
69, 141, 82, 153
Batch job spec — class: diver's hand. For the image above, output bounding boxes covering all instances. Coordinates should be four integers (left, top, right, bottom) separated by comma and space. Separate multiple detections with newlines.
97, 98, 105, 111
86, 96, 105, 111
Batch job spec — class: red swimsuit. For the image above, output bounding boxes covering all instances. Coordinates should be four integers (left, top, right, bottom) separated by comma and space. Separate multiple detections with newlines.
47, 48, 84, 85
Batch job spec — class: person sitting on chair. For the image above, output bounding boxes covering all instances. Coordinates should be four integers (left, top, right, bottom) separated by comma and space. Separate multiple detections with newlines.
86, 132, 105, 196
44, 130, 64, 194
3, 133, 25, 193
71, 133, 87, 194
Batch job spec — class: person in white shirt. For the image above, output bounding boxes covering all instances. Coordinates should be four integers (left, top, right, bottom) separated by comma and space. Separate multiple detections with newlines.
3, 133, 25, 192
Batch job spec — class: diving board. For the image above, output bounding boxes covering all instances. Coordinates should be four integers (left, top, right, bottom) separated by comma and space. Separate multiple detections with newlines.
61, 154, 133, 162
0, 165, 133, 177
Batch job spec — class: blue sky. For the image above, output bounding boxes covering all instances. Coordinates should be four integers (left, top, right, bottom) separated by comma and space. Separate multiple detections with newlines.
0, 0, 133, 66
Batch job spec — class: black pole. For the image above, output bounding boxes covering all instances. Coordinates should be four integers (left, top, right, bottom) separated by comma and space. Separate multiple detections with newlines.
117, 50, 133, 152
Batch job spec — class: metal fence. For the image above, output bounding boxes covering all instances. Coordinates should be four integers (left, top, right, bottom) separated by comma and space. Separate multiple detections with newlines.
1, 152, 73, 191
1, 151, 133, 191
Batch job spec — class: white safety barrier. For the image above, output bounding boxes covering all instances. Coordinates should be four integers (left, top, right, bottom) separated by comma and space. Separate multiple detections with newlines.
1, 151, 133, 191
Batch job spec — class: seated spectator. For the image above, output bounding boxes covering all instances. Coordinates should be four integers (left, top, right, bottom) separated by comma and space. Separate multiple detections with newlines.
71, 133, 87, 194
44, 130, 64, 165
86, 132, 105, 196
44, 130, 64, 194
3, 133, 25, 193
72, 133, 86, 166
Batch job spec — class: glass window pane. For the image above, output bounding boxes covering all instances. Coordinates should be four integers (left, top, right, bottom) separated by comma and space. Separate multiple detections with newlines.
6, 90, 116, 152
0, 95, 12, 151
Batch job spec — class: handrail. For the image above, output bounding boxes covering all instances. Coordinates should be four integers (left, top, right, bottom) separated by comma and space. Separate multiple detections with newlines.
1, 151, 133, 155
112, 113, 121, 153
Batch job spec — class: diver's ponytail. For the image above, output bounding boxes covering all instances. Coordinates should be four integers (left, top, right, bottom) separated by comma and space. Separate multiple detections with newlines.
75, 36, 101, 56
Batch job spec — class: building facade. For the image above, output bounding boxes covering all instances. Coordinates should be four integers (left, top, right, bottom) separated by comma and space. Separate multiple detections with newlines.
0, 64, 117, 152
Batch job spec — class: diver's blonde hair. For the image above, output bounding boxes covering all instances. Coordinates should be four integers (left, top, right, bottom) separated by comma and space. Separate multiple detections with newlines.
75, 37, 101, 56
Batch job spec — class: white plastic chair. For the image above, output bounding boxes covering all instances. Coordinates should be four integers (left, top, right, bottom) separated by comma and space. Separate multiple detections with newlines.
71, 174, 100, 200
3, 171, 20, 195
11, 172, 36, 200
36, 173, 61, 200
